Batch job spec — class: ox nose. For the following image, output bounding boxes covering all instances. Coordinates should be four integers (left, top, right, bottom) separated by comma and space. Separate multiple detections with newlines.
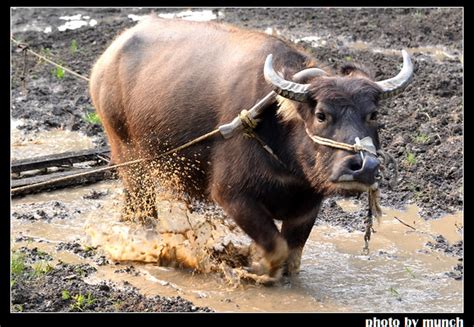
333, 154, 381, 186
352, 155, 380, 185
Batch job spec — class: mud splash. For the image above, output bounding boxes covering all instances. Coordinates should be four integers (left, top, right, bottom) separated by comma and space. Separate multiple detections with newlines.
11, 180, 463, 312
84, 194, 253, 274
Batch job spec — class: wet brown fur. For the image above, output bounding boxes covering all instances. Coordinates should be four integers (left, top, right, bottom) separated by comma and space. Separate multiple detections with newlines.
90, 17, 382, 280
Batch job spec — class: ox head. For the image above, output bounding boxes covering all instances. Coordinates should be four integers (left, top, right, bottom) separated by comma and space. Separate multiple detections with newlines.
264, 51, 413, 195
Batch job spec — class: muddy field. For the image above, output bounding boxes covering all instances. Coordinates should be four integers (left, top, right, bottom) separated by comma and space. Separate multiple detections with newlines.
10, 8, 463, 313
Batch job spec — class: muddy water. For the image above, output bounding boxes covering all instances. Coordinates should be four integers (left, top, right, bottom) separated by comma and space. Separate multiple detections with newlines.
11, 120, 95, 161
11, 179, 463, 312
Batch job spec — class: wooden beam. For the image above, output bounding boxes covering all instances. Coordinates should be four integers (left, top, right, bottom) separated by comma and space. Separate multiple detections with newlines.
11, 147, 110, 173
11, 167, 117, 197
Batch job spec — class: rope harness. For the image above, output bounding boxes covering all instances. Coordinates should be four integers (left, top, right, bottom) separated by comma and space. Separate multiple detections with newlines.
239, 110, 288, 169
11, 38, 399, 253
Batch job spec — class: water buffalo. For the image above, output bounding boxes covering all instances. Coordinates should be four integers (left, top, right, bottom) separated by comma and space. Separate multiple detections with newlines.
90, 15, 413, 281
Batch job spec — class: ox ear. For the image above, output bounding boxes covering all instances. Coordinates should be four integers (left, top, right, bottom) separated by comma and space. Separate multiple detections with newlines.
340, 63, 374, 79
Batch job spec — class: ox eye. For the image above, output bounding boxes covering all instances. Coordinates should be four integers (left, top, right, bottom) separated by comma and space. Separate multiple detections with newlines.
368, 111, 378, 121
316, 112, 327, 123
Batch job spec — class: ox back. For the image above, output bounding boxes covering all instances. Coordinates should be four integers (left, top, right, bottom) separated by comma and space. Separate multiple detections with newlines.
90, 16, 317, 206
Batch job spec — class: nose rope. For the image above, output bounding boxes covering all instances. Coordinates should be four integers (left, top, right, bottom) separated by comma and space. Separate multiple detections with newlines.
304, 128, 398, 187
305, 128, 402, 255
305, 128, 378, 156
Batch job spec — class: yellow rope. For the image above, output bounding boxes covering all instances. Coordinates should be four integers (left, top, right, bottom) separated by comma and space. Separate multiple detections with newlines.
305, 129, 378, 156
11, 129, 220, 195
11, 37, 90, 82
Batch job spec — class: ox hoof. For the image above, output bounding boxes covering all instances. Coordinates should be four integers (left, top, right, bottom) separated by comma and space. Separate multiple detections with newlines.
243, 236, 288, 284
242, 264, 280, 286
283, 247, 303, 276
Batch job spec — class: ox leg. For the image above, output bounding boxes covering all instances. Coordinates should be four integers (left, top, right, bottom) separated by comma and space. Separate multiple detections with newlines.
281, 202, 321, 276
222, 198, 289, 281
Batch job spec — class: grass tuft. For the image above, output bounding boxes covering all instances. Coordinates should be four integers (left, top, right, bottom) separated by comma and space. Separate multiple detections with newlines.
405, 152, 417, 166
83, 112, 101, 125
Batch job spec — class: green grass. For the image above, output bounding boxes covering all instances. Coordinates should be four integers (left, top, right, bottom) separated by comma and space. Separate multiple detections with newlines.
11, 251, 26, 289
11, 252, 26, 276
388, 287, 402, 301
83, 112, 101, 125
413, 133, 430, 144
405, 152, 417, 166
414, 10, 423, 18
12, 304, 24, 312
31, 261, 53, 277
405, 267, 417, 278
73, 265, 91, 277
40, 47, 52, 58
83, 245, 96, 253
70, 39, 78, 53
113, 300, 123, 311
413, 190, 424, 201
62, 289, 71, 300
52, 66, 65, 79
70, 291, 96, 311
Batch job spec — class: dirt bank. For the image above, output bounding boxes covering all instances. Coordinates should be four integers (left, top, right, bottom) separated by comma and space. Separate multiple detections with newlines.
11, 246, 212, 312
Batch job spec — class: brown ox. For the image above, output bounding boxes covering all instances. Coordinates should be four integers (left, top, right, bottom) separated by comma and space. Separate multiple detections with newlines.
90, 16, 413, 281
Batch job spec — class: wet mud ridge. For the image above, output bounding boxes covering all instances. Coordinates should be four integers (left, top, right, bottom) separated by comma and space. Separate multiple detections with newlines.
11, 8, 463, 312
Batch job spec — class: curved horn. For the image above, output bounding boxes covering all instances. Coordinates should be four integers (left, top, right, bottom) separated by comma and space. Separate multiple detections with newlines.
264, 54, 311, 102
293, 67, 327, 82
376, 50, 414, 99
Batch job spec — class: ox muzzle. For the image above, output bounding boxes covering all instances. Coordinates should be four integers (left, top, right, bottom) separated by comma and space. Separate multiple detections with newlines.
330, 136, 381, 190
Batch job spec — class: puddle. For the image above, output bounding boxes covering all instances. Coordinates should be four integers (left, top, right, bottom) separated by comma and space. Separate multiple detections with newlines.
11, 180, 463, 312
11, 123, 95, 161
294, 35, 328, 47
348, 40, 461, 62
336, 198, 362, 213
295, 34, 461, 62
157, 9, 222, 22
57, 14, 97, 31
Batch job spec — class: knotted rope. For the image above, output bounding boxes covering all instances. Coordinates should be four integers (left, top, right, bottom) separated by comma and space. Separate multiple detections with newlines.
239, 110, 287, 169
